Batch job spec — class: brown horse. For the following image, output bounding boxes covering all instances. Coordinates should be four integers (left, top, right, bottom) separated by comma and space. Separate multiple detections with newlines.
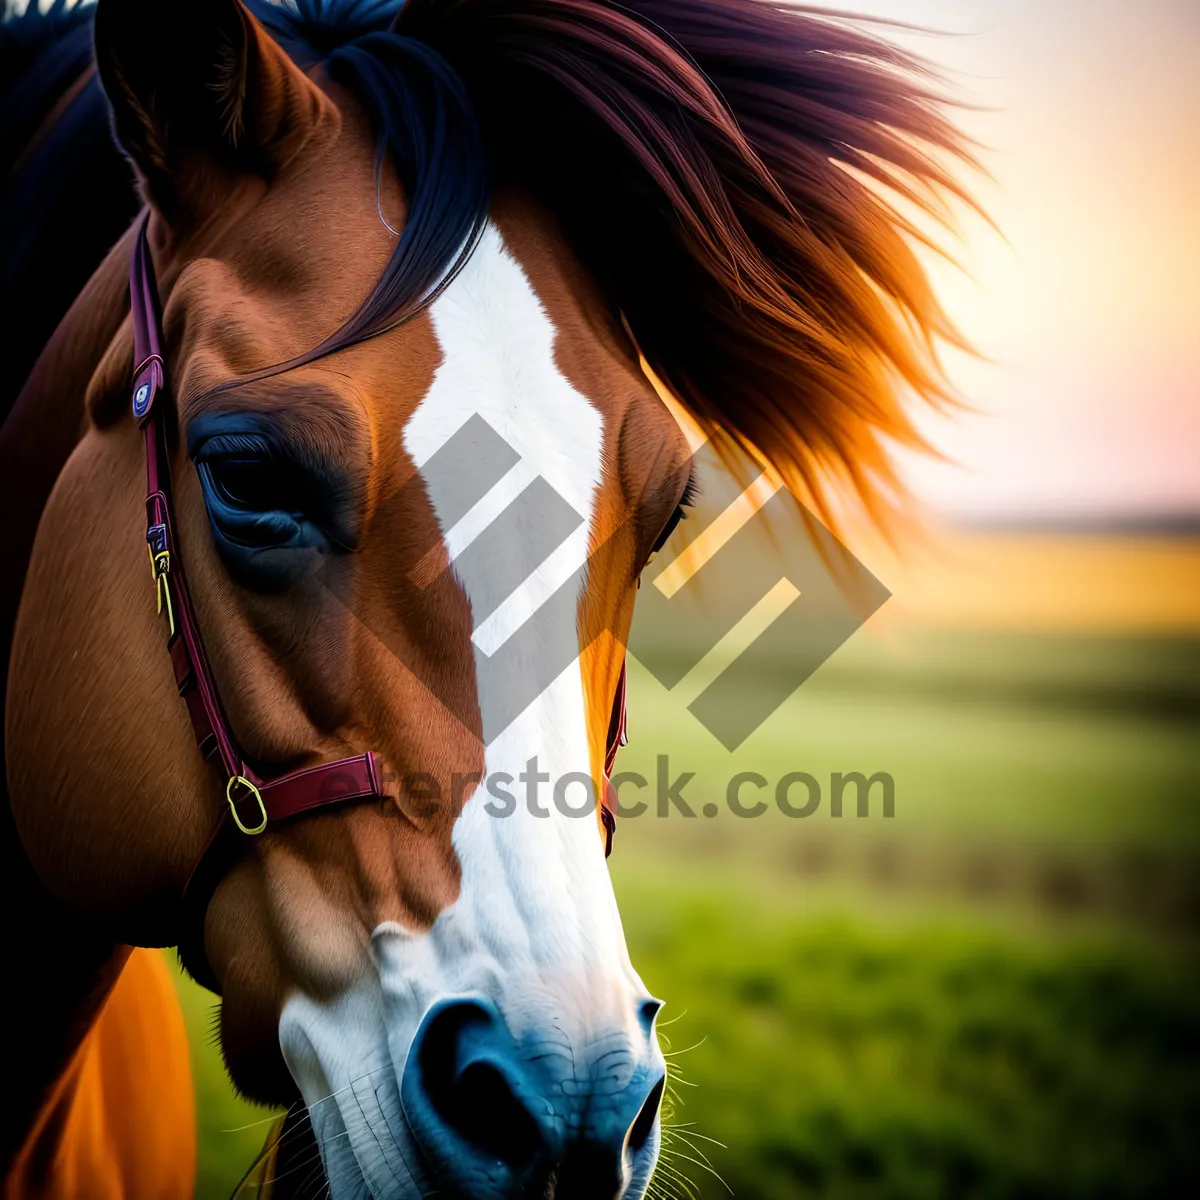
0, 0, 972, 1195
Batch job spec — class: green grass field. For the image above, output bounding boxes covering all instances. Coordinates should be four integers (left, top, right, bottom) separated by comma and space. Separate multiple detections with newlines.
172, 626, 1200, 1198
619, 876, 1200, 1200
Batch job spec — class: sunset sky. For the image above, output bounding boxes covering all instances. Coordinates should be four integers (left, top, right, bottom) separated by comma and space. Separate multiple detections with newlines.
824, 0, 1199, 521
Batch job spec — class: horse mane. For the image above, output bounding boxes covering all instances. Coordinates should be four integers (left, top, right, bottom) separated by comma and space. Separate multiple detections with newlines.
267, 0, 980, 528
7, 0, 979, 526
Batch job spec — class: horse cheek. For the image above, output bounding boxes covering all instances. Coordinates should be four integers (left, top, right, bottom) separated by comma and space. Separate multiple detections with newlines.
7, 428, 208, 939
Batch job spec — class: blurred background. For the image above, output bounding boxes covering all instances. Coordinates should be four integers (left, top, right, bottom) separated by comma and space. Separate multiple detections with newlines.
136, 0, 1200, 1194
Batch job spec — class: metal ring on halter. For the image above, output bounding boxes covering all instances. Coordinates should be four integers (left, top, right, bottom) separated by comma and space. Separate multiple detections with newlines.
226, 775, 268, 836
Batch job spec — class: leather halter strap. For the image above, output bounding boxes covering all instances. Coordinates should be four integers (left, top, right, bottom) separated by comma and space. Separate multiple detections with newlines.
602, 660, 627, 856
131, 215, 386, 858
128, 214, 625, 945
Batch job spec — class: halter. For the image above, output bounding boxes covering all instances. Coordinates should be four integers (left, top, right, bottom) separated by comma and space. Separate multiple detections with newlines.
128, 214, 623, 973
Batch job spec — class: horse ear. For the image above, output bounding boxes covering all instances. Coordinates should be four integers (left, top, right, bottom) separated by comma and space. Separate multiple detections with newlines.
94, 0, 334, 223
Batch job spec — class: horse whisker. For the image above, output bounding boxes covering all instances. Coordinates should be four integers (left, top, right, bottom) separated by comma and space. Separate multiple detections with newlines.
661, 1147, 734, 1196
664, 1126, 728, 1151
651, 1157, 702, 1200
655, 1008, 690, 1029
662, 1036, 707, 1058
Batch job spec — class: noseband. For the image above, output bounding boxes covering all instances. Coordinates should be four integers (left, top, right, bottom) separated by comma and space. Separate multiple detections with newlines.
128, 214, 623, 978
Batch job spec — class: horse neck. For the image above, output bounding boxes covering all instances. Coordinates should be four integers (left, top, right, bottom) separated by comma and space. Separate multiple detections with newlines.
0, 226, 136, 1174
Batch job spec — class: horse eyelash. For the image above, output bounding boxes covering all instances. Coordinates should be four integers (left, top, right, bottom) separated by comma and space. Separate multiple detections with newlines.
650, 471, 698, 556
678, 472, 699, 512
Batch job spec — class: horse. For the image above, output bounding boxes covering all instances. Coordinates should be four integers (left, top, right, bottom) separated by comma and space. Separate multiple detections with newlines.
0, 0, 973, 1195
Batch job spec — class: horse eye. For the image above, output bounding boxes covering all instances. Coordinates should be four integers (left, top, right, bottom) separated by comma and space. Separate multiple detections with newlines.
190, 429, 345, 574
203, 456, 305, 516
193, 440, 325, 562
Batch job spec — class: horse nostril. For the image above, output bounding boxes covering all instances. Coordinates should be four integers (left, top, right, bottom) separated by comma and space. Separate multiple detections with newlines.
403, 998, 666, 1198
638, 998, 664, 1036
403, 998, 551, 1184
628, 1074, 665, 1153
441, 1058, 543, 1167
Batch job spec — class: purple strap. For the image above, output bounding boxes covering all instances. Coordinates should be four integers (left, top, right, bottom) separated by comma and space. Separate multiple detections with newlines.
128, 213, 387, 881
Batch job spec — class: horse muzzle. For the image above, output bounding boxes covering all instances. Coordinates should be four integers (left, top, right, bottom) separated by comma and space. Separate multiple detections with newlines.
400, 995, 665, 1199
280, 976, 666, 1200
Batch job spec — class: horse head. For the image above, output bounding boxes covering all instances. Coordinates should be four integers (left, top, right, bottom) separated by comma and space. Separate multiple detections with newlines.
5, 1, 972, 1195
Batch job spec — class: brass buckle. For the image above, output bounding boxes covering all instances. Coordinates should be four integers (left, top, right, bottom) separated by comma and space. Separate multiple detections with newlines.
226, 775, 268, 836
145, 542, 175, 637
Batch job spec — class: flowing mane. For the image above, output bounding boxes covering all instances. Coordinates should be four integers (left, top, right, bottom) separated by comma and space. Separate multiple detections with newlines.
264, 0, 976, 524
7, 0, 975, 525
